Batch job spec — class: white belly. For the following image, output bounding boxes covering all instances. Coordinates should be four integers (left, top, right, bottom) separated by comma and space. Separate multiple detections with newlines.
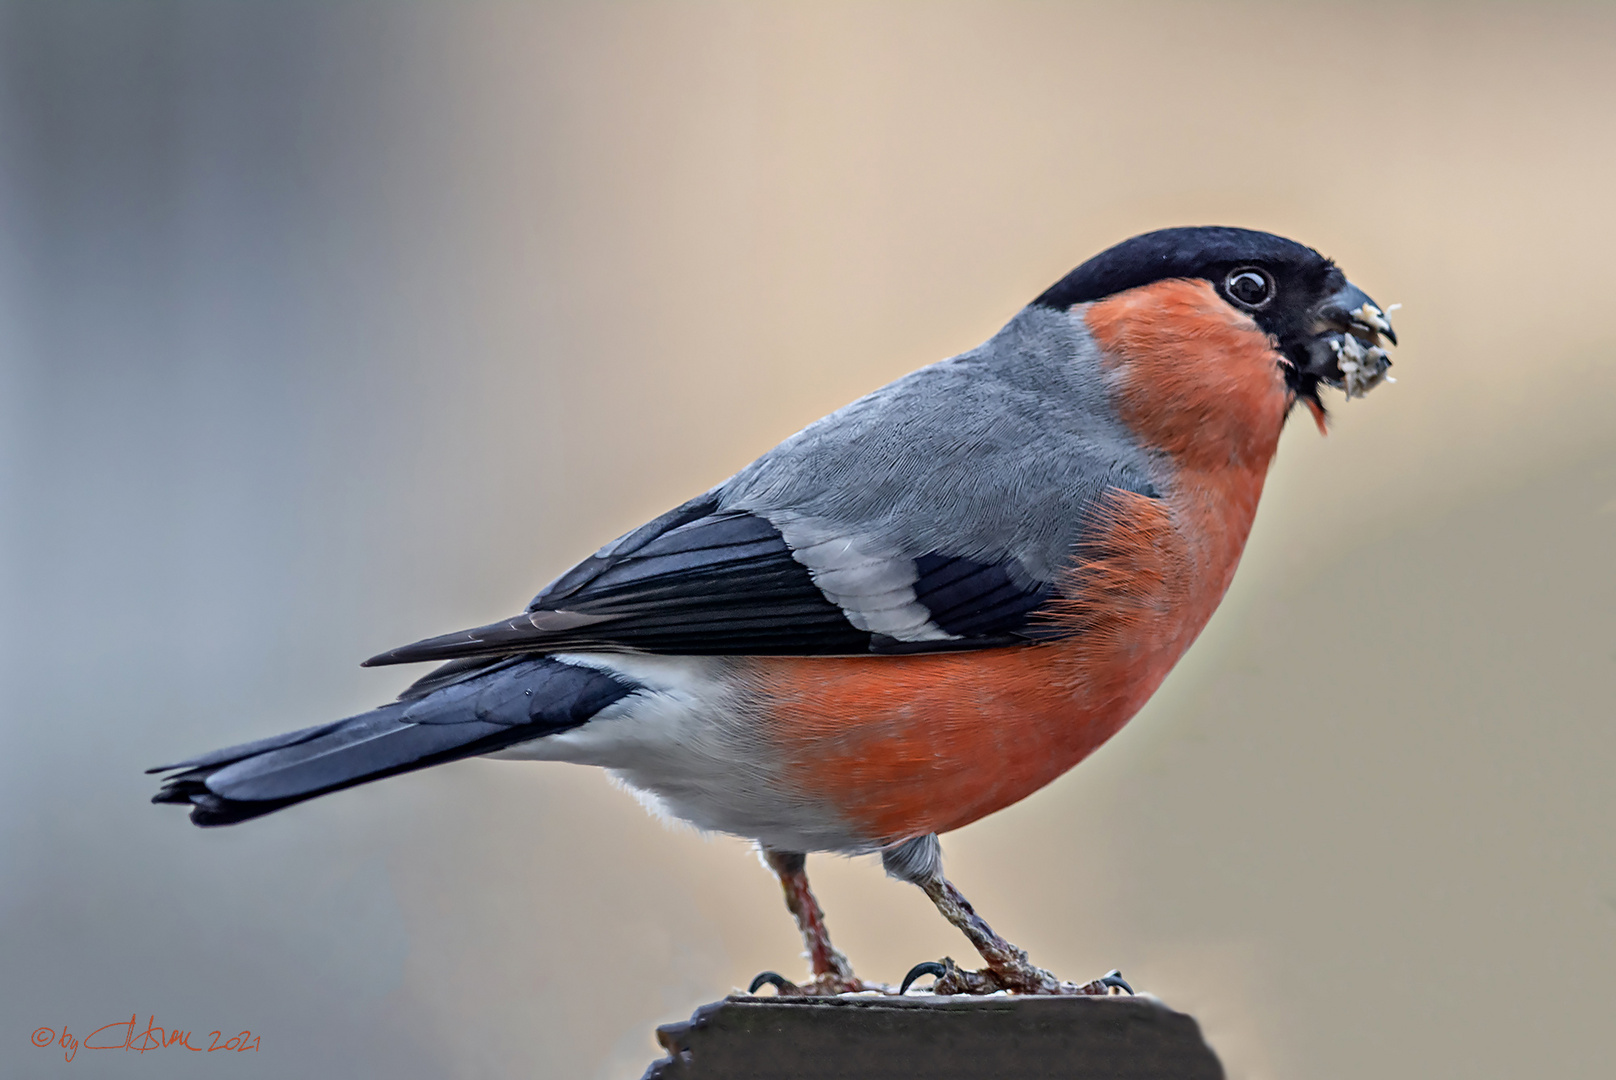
485, 652, 867, 853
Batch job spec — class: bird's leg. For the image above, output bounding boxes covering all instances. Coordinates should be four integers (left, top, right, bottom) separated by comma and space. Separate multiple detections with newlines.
753, 847, 865, 994
915, 874, 1064, 994
883, 835, 1129, 996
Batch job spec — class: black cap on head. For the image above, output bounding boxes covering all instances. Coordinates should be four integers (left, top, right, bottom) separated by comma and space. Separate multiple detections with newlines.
1034, 226, 1341, 314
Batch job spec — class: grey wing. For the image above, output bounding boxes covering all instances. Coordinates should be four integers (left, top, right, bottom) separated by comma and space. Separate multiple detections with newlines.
365, 307, 1158, 667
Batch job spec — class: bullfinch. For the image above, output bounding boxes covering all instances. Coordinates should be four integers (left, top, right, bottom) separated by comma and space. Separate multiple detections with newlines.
153, 226, 1397, 996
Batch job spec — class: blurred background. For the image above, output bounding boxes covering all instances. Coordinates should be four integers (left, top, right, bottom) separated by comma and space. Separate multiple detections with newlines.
2, 2, 1613, 1077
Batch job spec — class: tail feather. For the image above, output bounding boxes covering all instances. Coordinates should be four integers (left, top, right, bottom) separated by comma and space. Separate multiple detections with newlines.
147, 718, 350, 774
151, 656, 635, 827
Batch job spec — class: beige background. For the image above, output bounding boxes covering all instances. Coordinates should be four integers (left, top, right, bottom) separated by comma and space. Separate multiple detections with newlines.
2, 3, 1612, 1077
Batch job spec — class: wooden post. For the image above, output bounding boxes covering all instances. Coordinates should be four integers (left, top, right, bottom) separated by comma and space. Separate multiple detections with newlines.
643, 993, 1224, 1079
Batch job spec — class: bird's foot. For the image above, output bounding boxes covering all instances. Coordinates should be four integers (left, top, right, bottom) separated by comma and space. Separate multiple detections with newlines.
898, 956, 1133, 997
747, 969, 872, 996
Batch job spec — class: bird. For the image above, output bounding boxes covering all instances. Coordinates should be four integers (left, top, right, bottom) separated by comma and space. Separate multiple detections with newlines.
151, 225, 1397, 996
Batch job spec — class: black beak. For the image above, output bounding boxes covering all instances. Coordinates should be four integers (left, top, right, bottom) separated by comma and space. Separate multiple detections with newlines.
1302, 280, 1397, 399
1318, 281, 1397, 346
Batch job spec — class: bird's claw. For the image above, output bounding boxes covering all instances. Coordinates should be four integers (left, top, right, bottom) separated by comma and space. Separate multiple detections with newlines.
1093, 969, 1134, 995
894, 956, 1004, 995
894, 957, 1135, 996
747, 969, 870, 996
898, 960, 948, 994
747, 971, 799, 995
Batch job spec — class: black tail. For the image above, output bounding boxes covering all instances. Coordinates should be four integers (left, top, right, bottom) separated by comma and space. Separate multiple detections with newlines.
150, 655, 634, 826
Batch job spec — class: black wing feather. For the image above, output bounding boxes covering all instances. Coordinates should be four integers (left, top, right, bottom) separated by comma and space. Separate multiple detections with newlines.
364, 498, 1081, 667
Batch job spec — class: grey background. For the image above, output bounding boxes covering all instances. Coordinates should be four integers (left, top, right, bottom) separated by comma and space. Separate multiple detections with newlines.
2, 3, 1612, 1077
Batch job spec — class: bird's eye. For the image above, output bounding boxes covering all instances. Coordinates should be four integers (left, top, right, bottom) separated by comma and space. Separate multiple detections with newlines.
1224, 267, 1275, 309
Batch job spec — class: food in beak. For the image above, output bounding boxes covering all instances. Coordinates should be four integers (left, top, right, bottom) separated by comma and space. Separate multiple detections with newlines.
1327, 319, 1395, 398
1307, 287, 1399, 400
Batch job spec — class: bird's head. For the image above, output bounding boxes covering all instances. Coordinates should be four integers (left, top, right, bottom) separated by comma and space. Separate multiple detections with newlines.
1035, 226, 1397, 429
